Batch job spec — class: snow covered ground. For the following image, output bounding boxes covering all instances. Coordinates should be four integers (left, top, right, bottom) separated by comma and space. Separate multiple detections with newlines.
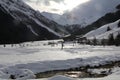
0, 40, 120, 79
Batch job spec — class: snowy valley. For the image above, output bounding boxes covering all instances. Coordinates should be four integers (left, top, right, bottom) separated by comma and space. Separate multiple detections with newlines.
0, 0, 120, 80
0, 40, 120, 80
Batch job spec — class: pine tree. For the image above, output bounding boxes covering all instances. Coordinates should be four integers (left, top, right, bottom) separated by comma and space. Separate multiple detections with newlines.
118, 21, 120, 27
93, 37, 97, 46
116, 4, 120, 9
101, 38, 106, 46
86, 39, 91, 45
115, 33, 120, 46
108, 33, 115, 45
107, 26, 111, 31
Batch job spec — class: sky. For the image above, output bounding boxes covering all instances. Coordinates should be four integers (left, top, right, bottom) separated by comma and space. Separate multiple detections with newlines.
23, 0, 90, 14
23, 0, 120, 25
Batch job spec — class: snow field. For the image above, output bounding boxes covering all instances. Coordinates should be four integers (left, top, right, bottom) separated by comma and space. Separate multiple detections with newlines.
0, 40, 120, 79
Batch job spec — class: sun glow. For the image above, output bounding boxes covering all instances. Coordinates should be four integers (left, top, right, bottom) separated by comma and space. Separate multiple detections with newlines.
24, 0, 90, 14
64, 0, 90, 11
49, 0, 90, 14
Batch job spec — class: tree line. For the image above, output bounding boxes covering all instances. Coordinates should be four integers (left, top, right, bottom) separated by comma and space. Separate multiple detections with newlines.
85, 21, 120, 46
85, 33, 120, 46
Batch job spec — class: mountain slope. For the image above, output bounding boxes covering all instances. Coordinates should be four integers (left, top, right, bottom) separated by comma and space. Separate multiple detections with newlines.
74, 5, 120, 35
84, 20, 120, 39
41, 2, 120, 35
0, 0, 68, 44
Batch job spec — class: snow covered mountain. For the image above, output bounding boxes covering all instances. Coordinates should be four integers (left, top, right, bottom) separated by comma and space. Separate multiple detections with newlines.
70, 4, 120, 36
0, 0, 68, 44
42, 0, 120, 26
84, 20, 120, 39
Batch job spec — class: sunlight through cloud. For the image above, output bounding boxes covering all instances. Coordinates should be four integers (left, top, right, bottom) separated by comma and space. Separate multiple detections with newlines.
24, 0, 90, 14
64, 0, 90, 11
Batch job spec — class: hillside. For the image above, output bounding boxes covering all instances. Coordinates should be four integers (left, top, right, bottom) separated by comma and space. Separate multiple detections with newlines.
53, 4, 120, 35
0, 0, 68, 44
74, 4, 120, 35
84, 20, 120, 39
